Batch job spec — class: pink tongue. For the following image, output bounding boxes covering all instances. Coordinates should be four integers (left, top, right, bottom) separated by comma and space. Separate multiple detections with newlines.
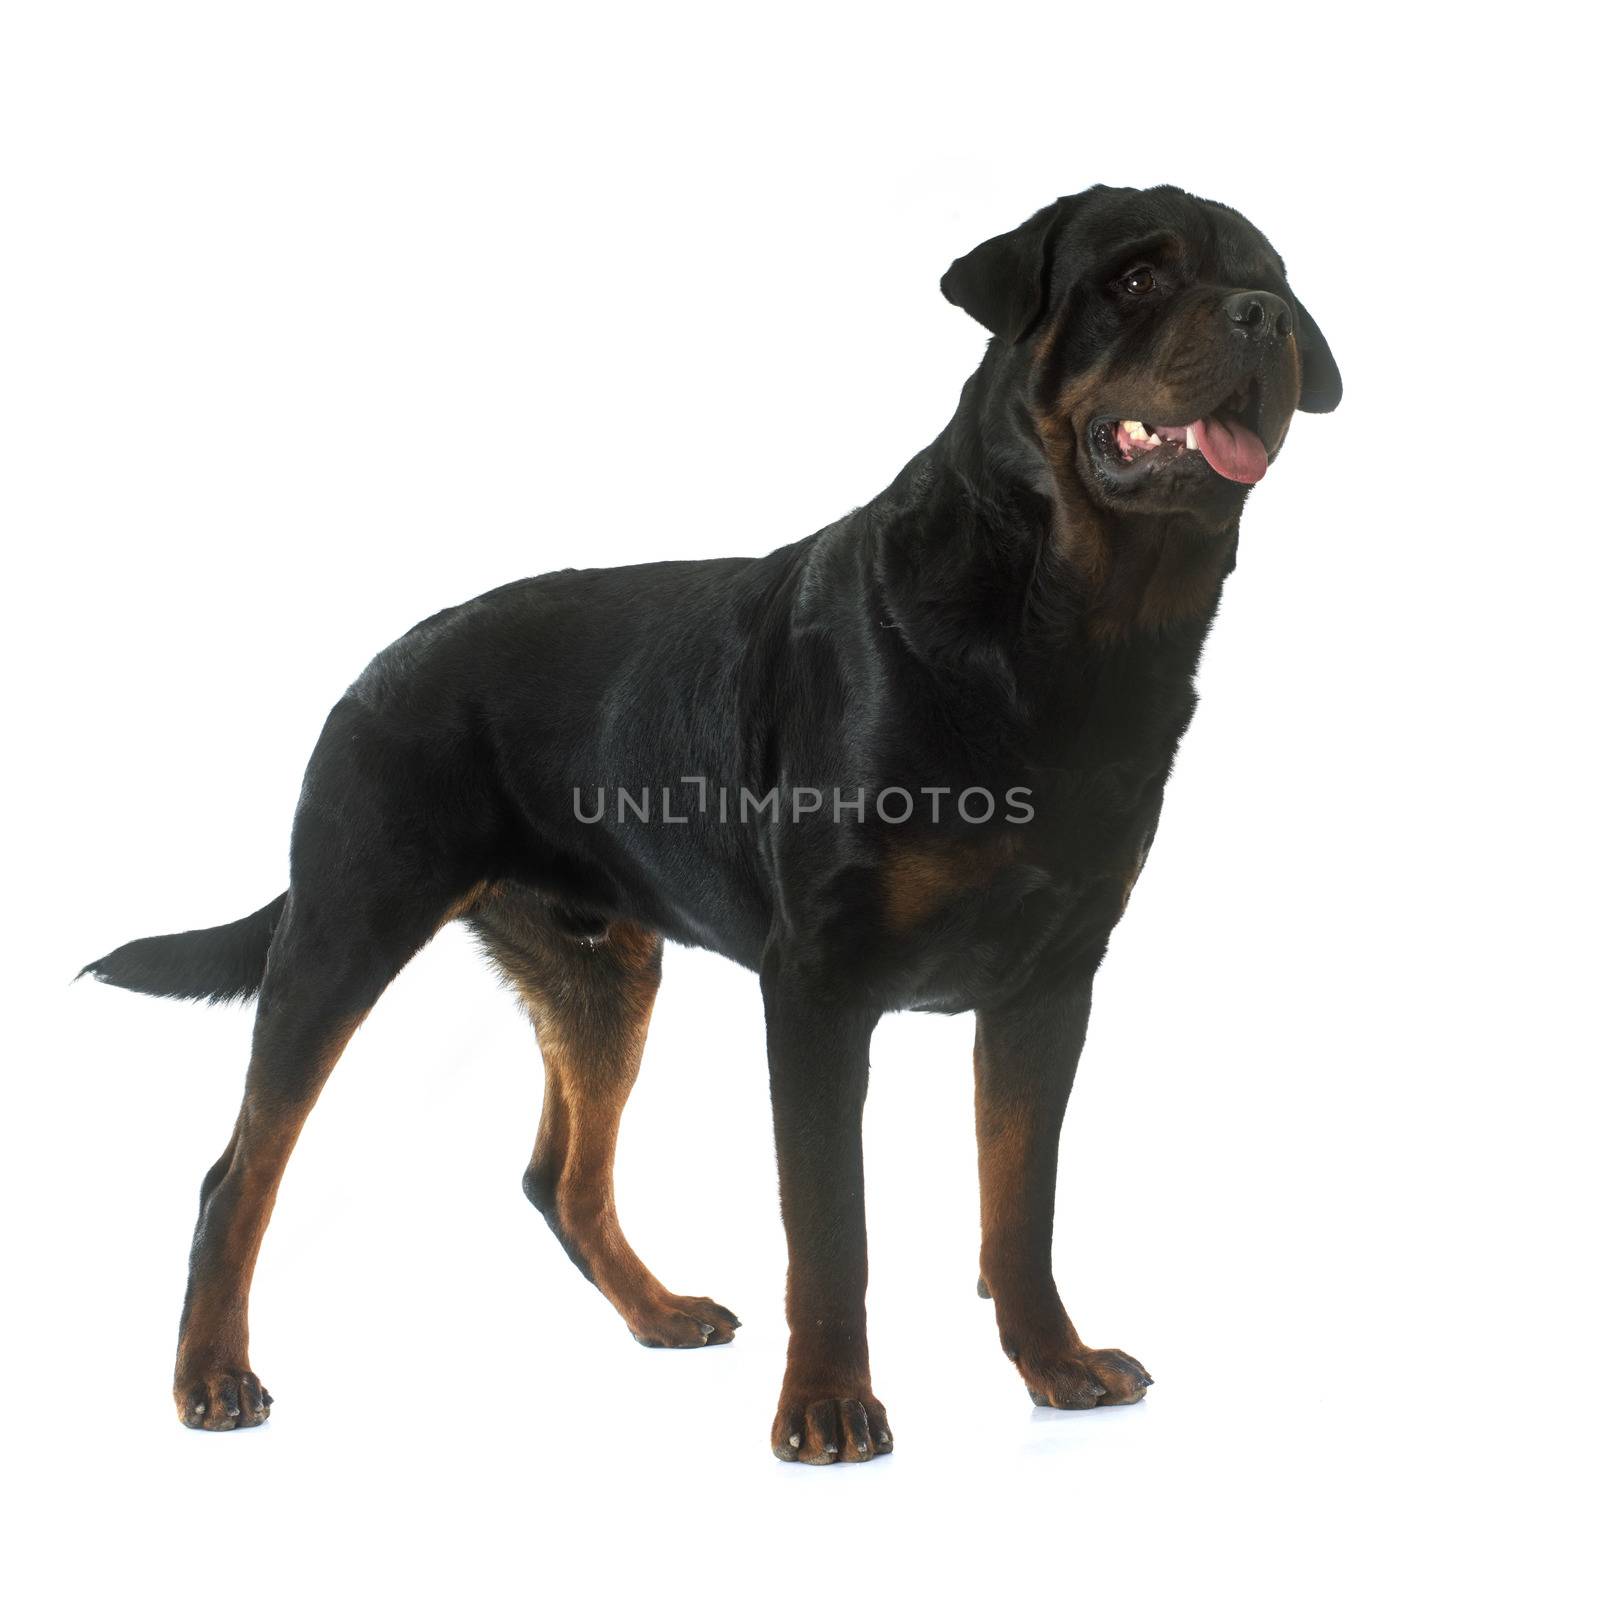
1190, 415, 1268, 484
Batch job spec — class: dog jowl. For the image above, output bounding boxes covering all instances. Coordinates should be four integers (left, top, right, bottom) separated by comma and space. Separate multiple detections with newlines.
83, 184, 1339, 1460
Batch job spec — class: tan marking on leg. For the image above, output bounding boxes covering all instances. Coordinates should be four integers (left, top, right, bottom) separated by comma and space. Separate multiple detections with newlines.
436, 879, 501, 933
476, 904, 736, 1347
973, 1017, 1152, 1410
175, 1009, 369, 1416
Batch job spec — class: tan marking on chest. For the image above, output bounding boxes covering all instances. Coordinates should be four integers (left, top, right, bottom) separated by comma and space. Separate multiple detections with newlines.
882, 837, 1020, 935
1119, 842, 1150, 914
1087, 529, 1236, 645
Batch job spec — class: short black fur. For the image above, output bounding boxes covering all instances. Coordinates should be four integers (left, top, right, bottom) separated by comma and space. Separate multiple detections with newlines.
84, 184, 1339, 1458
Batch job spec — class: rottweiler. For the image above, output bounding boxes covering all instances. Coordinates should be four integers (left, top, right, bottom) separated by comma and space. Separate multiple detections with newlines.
84, 183, 1340, 1462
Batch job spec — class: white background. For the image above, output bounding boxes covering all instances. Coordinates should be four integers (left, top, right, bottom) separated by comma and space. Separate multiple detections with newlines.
3, 4, 1594, 1595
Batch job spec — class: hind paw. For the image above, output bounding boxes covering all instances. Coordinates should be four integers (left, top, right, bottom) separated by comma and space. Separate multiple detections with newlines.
626, 1293, 740, 1348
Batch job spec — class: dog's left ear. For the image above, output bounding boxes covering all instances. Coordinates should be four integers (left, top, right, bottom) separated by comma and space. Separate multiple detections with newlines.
940, 194, 1081, 345
1291, 297, 1341, 412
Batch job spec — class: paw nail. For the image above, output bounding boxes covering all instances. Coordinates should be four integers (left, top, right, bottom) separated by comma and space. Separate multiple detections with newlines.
878, 1430, 891, 1444
857, 1441, 870, 1455
193, 1403, 206, 1416
826, 1444, 839, 1454
789, 1433, 802, 1449
698, 1321, 716, 1335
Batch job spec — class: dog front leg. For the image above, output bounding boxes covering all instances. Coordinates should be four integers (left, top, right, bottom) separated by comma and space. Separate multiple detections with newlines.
762, 961, 891, 1464
974, 978, 1154, 1409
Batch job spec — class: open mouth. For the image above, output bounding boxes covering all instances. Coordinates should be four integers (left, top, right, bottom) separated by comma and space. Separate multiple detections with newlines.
1091, 377, 1269, 486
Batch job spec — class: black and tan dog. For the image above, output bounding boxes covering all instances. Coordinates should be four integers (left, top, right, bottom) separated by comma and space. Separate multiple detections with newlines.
85, 184, 1339, 1463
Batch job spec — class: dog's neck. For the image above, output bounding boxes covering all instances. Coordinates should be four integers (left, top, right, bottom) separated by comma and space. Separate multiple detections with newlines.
870, 344, 1240, 679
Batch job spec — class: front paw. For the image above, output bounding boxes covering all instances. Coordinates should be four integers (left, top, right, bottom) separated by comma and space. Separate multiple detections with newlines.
175, 1365, 273, 1431
1017, 1346, 1152, 1409
771, 1389, 893, 1464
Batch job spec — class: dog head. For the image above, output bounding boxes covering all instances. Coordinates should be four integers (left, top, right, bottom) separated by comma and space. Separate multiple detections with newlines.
942, 186, 1340, 523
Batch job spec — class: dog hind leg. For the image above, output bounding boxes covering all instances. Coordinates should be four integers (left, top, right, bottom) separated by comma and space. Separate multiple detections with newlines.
174, 875, 477, 1428
472, 894, 738, 1348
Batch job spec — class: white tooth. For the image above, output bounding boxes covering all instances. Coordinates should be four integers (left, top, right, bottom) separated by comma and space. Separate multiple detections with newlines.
1185, 425, 1197, 450
1123, 420, 1148, 440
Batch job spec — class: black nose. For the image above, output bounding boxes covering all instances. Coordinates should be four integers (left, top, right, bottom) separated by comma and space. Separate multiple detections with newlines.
1222, 290, 1292, 343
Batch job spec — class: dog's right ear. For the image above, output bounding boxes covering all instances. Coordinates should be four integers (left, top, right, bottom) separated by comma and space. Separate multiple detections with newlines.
940, 194, 1081, 345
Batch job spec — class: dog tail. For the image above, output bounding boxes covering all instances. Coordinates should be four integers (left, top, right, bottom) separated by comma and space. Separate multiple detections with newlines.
80, 893, 288, 1004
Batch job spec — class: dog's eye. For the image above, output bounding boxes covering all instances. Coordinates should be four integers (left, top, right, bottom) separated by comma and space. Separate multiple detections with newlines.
1119, 266, 1156, 296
